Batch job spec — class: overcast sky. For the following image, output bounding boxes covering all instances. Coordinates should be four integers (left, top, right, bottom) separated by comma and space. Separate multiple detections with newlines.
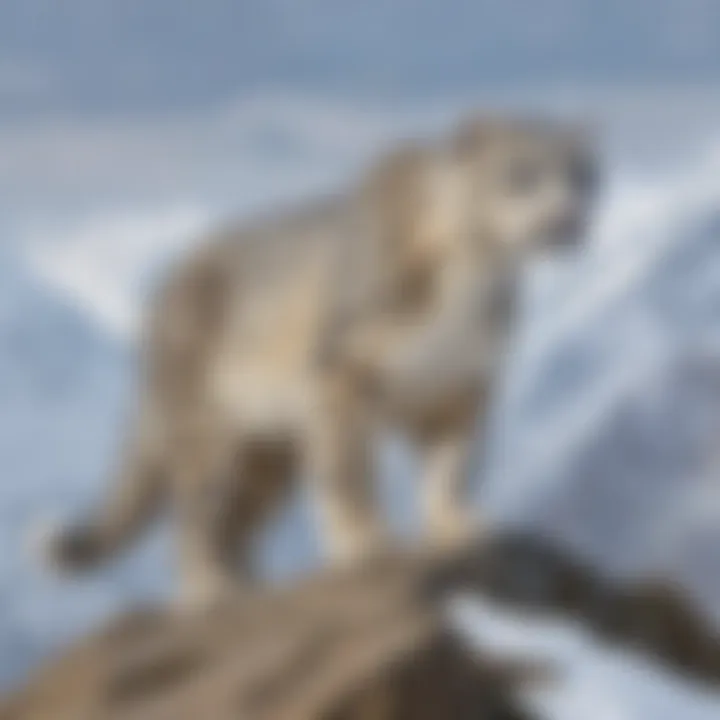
2, 0, 720, 116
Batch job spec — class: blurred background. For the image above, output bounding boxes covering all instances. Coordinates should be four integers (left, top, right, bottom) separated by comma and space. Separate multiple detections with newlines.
2, 2, 720, 717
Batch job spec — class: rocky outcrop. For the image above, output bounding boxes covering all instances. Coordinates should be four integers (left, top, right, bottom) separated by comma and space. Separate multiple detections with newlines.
3, 533, 719, 719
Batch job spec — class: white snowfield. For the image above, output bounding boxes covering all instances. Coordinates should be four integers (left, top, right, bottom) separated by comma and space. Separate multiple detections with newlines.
451, 595, 720, 720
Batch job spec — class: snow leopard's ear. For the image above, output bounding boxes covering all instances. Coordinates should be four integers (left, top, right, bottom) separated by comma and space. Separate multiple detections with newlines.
450, 113, 505, 159
565, 116, 598, 147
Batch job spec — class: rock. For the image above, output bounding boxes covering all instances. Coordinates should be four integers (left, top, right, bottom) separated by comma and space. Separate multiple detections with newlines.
4, 534, 719, 719
0, 550, 536, 720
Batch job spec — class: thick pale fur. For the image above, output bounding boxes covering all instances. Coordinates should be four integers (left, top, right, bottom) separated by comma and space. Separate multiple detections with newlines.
41, 116, 596, 607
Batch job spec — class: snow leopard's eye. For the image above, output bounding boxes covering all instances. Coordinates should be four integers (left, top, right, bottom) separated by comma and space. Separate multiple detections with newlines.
502, 158, 545, 198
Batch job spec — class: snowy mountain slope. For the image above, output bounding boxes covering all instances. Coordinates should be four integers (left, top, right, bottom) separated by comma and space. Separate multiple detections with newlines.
0, 247, 146, 686
483, 149, 720, 623
452, 596, 720, 720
